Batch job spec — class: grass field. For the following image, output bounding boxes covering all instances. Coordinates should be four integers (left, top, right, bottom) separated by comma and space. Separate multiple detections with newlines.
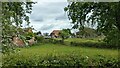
65, 38, 100, 43
6, 43, 118, 59
2, 38, 119, 66
55, 38, 104, 46
0, 53, 2, 67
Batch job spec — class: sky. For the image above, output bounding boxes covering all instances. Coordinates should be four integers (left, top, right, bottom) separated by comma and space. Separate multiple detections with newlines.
25, 0, 78, 34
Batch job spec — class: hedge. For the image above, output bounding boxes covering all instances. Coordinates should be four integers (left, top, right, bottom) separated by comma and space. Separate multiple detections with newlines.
70, 42, 118, 49
2, 54, 119, 67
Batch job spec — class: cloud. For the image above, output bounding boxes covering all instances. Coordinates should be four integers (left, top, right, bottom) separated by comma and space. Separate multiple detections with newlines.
29, 1, 71, 33
40, 24, 55, 30
55, 13, 68, 20
33, 0, 68, 3
30, 2, 68, 21
32, 18, 44, 22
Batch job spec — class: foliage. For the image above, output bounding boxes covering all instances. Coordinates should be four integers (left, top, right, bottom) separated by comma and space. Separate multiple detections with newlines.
4, 43, 118, 59
43, 33, 49, 36
59, 29, 71, 43
2, 42, 118, 66
103, 27, 120, 48
35, 36, 59, 44
54, 38, 117, 49
2, 53, 119, 67
65, 2, 120, 46
23, 31, 35, 40
2, 2, 35, 53
70, 41, 118, 49
76, 27, 98, 38
36, 31, 42, 35
36, 36, 44, 43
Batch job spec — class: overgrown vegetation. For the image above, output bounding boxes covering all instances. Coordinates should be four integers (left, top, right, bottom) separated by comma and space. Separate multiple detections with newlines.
2, 54, 119, 67
2, 2, 35, 54
2, 43, 118, 67
70, 41, 118, 49
59, 29, 71, 43
1, 1, 119, 67
64, 2, 120, 46
32, 36, 118, 49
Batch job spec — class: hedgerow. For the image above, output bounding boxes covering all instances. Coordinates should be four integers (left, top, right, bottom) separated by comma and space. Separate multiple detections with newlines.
2, 54, 119, 67
70, 41, 118, 49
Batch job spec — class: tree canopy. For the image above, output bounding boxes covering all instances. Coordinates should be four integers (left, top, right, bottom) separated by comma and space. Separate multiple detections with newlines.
65, 2, 120, 46
2, 2, 35, 53
59, 29, 71, 43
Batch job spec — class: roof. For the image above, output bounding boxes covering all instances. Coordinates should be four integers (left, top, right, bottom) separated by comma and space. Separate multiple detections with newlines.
50, 30, 61, 36
52, 30, 60, 33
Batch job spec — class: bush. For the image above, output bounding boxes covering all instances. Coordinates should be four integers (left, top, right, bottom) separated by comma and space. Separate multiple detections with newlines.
70, 41, 118, 49
52, 40, 63, 44
36, 36, 44, 43
42, 38, 63, 45
2, 54, 119, 67
34, 37, 60, 44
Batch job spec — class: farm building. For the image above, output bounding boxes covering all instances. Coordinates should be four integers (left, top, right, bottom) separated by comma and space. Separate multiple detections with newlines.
12, 27, 36, 47
50, 30, 61, 38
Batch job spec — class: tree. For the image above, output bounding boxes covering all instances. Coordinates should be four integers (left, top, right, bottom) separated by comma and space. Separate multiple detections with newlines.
36, 31, 42, 35
59, 29, 71, 43
65, 2, 120, 46
2, 2, 35, 54
44, 33, 49, 36
76, 27, 98, 38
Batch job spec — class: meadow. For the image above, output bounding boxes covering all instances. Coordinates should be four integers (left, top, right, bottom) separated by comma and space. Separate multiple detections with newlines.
13, 43, 118, 59
0, 53, 2, 67
2, 38, 119, 67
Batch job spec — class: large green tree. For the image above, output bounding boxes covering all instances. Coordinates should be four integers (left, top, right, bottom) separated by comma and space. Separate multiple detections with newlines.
59, 29, 71, 43
65, 2, 120, 46
1, 2, 35, 53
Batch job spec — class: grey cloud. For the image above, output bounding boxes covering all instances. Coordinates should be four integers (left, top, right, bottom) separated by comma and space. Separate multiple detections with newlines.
32, 18, 44, 22
29, 2, 71, 33
55, 13, 68, 20
30, 2, 68, 22
39, 24, 55, 30
46, 2, 68, 8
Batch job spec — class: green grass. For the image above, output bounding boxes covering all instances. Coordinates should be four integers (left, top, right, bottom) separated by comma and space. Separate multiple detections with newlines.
55, 38, 101, 43
65, 38, 99, 43
7, 43, 118, 60
0, 53, 2, 66
55, 38, 103, 46
2, 38, 119, 66
3, 38, 118, 60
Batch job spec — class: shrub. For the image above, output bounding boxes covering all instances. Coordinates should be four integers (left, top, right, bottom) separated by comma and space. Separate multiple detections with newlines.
70, 41, 118, 49
43, 38, 63, 45
36, 36, 44, 43
2, 54, 119, 67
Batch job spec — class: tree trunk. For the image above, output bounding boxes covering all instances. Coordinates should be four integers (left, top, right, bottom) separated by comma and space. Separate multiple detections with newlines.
62, 38, 64, 43
61, 36, 64, 43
